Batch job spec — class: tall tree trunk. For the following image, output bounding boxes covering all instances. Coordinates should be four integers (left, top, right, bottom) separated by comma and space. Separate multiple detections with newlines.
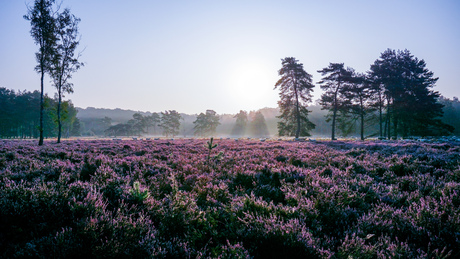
386, 99, 391, 140
393, 115, 398, 140
57, 84, 62, 143
331, 84, 340, 141
39, 69, 45, 146
379, 93, 383, 138
294, 80, 301, 139
331, 102, 337, 141
360, 98, 364, 141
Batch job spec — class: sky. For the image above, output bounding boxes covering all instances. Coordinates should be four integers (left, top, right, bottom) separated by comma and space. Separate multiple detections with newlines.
1, 0, 459, 114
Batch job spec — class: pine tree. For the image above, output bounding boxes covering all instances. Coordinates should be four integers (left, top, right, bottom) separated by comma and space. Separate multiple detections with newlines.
317, 63, 353, 140
249, 111, 269, 137
231, 110, 248, 137
274, 57, 315, 138
345, 71, 373, 140
370, 49, 453, 138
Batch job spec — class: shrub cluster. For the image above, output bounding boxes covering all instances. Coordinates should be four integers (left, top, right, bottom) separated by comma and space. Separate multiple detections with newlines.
0, 139, 459, 258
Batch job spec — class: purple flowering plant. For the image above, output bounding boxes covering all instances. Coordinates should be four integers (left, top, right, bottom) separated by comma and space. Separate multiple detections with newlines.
0, 138, 459, 258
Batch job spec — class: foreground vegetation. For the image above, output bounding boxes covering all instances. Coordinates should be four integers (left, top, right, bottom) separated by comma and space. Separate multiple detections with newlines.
1, 139, 459, 258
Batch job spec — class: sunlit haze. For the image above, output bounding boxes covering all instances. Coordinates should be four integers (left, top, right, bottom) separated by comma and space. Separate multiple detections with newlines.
1, 0, 459, 114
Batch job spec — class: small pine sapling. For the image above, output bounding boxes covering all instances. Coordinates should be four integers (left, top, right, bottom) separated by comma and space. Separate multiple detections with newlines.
129, 181, 150, 203
204, 137, 224, 168
205, 137, 218, 163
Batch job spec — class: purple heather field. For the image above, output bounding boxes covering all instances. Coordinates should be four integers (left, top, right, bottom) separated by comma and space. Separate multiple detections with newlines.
1, 138, 459, 258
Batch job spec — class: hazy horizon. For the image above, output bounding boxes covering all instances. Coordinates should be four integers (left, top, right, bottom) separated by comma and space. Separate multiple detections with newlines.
1, 0, 459, 114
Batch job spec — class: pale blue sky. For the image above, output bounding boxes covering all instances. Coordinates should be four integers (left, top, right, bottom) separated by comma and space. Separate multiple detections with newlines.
1, 0, 459, 114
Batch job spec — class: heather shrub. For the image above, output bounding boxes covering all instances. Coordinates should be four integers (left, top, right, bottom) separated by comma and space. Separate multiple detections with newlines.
80, 155, 99, 181
237, 212, 320, 258
209, 240, 252, 259
1, 139, 459, 257
337, 233, 415, 258
0, 180, 73, 256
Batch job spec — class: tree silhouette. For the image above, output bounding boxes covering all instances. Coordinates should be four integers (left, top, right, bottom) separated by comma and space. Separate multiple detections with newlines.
317, 63, 353, 140
249, 111, 269, 138
144, 113, 160, 135
193, 110, 220, 137
344, 71, 373, 140
370, 49, 453, 138
160, 110, 182, 137
231, 110, 248, 137
0, 87, 79, 139
129, 113, 146, 136
24, 0, 57, 145
50, 8, 83, 143
367, 71, 387, 139
440, 97, 460, 136
275, 57, 315, 138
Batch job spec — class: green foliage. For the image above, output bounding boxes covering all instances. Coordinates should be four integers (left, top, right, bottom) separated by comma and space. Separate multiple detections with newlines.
129, 181, 151, 204
0, 88, 79, 139
231, 110, 248, 136
370, 49, 453, 138
159, 110, 182, 137
275, 57, 316, 138
317, 63, 354, 140
51, 8, 83, 143
277, 106, 315, 137
249, 111, 270, 137
205, 137, 218, 163
193, 110, 220, 137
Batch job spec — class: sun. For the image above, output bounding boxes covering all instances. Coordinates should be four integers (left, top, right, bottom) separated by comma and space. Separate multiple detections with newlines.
224, 59, 278, 111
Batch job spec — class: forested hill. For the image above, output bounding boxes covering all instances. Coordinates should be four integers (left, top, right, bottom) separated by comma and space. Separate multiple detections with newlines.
76, 107, 153, 124
75, 106, 350, 138
76, 97, 460, 138
76, 106, 284, 137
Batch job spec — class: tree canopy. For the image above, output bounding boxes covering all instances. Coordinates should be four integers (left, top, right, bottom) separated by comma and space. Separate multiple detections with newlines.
0, 87, 79, 139
160, 110, 182, 137
249, 111, 269, 138
24, 0, 58, 145
231, 110, 248, 137
193, 110, 220, 137
370, 49, 453, 138
275, 57, 315, 138
317, 63, 354, 140
51, 8, 83, 143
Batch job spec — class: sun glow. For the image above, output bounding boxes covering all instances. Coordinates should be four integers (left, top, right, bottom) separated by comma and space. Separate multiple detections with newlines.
225, 59, 278, 111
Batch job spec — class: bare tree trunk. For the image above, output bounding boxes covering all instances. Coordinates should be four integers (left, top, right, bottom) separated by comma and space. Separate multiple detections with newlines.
331, 83, 341, 141
294, 78, 301, 139
386, 99, 391, 140
331, 103, 337, 141
39, 69, 45, 146
57, 84, 62, 143
379, 93, 383, 138
360, 98, 364, 141
393, 115, 398, 140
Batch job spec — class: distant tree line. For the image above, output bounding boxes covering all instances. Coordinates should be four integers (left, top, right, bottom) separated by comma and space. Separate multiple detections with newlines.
0, 87, 80, 139
105, 111, 182, 138
100, 108, 273, 139
439, 97, 460, 136
3, 94, 454, 140
276, 49, 454, 140
230, 110, 270, 138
